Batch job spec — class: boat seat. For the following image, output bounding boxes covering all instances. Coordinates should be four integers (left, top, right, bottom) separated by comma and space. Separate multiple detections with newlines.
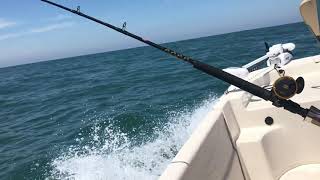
279, 164, 320, 180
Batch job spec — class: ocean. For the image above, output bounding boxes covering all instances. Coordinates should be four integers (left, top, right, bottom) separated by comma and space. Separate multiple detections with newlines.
1, 22, 319, 180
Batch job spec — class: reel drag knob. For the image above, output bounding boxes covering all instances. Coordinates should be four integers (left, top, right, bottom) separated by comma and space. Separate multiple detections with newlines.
296, 77, 305, 94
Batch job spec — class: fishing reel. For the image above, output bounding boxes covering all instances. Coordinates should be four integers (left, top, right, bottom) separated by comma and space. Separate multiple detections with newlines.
266, 43, 295, 68
272, 75, 305, 100
264, 42, 305, 100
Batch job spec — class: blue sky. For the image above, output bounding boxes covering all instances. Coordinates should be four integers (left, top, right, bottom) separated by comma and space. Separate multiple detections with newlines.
0, 0, 302, 67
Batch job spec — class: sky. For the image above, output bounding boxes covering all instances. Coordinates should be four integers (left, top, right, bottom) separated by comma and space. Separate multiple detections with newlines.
0, 0, 303, 68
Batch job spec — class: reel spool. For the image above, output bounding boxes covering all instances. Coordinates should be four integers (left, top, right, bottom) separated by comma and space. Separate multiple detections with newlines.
272, 76, 305, 99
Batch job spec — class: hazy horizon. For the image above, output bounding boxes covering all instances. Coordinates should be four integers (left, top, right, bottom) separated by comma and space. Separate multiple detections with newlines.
0, 0, 303, 68
0, 21, 305, 69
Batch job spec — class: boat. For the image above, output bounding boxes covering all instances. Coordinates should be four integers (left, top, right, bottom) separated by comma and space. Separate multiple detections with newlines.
159, 0, 320, 179
41, 0, 320, 179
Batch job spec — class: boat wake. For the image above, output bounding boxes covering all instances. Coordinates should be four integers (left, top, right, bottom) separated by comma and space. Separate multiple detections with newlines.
49, 97, 217, 180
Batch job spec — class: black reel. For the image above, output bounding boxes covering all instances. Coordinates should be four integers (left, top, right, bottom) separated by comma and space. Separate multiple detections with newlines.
272, 76, 305, 99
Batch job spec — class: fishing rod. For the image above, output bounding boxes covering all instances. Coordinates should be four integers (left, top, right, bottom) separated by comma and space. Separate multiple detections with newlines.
41, 0, 320, 122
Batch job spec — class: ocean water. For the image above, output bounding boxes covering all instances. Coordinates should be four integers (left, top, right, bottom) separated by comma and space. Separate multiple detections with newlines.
1, 22, 319, 180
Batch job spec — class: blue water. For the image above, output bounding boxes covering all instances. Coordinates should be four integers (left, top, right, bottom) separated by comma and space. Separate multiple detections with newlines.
1, 22, 319, 180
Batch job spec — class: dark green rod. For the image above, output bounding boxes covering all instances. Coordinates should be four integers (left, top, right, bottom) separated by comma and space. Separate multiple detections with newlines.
41, 0, 310, 119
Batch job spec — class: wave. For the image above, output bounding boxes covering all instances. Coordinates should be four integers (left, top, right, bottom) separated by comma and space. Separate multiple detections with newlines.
49, 96, 217, 180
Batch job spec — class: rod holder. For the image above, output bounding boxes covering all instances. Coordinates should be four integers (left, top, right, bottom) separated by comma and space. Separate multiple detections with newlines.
307, 106, 320, 126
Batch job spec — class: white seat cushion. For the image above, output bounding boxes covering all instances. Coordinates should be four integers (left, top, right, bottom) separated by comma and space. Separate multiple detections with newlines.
280, 164, 320, 180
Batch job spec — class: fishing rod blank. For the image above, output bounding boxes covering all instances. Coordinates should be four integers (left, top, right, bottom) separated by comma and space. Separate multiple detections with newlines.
40, 0, 271, 100
41, 0, 320, 121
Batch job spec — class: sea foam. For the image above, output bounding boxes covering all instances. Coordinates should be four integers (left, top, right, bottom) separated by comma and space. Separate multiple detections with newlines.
49, 97, 217, 180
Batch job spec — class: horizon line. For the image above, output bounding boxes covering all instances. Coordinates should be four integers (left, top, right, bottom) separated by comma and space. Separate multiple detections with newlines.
0, 21, 304, 69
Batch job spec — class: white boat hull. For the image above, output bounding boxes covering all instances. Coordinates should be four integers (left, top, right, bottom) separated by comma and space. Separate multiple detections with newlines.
160, 55, 320, 180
